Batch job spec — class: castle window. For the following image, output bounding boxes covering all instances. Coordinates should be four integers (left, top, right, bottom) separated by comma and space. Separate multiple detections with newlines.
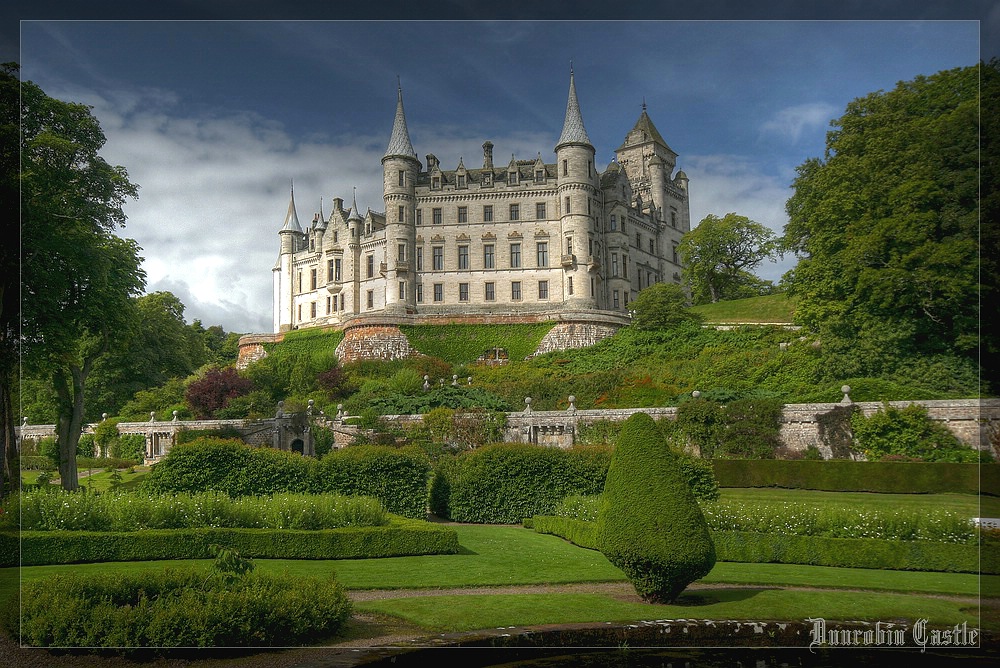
623, 256, 629, 279
587, 199, 591, 215
310, 301, 317, 318
398, 243, 406, 262
459, 283, 469, 302
562, 160, 567, 176
611, 253, 619, 277
648, 270, 653, 286
649, 239, 654, 254
588, 161, 592, 178
432, 208, 442, 225
485, 282, 495, 301
416, 283, 423, 303
432, 176, 441, 189
326, 296, 332, 314
366, 223, 371, 235
327, 259, 334, 282
613, 290, 620, 309
458, 174, 466, 188
367, 255, 374, 278
509, 203, 519, 221
367, 290, 374, 309
672, 244, 679, 264
335, 259, 342, 282
536, 242, 548, 267
610, 214, 617, 231
416, 209, 422, 225
432, 246, 443, 271
310, 268, 317, 290
568, 277, 574, 295
535, 169, 544, 183
538, 280, 549, 300
334, 231, 338, 243
536, 202, 546, 219
483, 244, 495, 269
458, 206, 468, 223
310, 236, 315, 251
398, 206, 405, 222
399, 281, 405, 301
433, 283, 443, 302
564, 196, 571, 213
297, 304, 302, 321
510, 243, 521, 268
458, 244, 469, 270
636, 233, 641, 248
670, 209, 677, 228
416, 247, 423, 271
565, 237, 573, 255
511, 281, 522, 301
483, 172, 493, 186
508, 170, 518, 185
297, 270, 302, 293
483, 205, 493, 222
398, 170, 405, 187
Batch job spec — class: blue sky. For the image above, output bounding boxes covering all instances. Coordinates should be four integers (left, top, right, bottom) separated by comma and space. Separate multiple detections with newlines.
16, 18, 984, 333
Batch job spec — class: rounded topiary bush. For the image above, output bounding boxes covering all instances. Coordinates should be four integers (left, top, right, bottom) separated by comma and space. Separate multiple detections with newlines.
595, 412, 716, 603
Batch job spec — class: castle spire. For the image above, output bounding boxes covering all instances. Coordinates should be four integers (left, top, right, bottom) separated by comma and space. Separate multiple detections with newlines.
555, 68, 592, 150
280, 181, 302, 233
383, 81, 418, 161
348, 186, 363, 222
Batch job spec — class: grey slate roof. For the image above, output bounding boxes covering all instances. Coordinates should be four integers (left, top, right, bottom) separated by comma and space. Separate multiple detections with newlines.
617, 107, 676, 155
555, 71, 593, 150
280, 186, 303, 233
383, 85, 418, 161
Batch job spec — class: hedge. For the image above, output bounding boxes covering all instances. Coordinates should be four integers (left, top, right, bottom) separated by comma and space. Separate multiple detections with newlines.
433, 443, 611, 524
15, 568, 352, 648
711, 460, 991, 494
142, 439, 432, 519
530, 516, 997, 574
3, 517, 459, 566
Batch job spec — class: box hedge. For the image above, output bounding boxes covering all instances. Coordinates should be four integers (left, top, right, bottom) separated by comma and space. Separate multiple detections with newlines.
3, 517, 459, 566
530, 516, 996, 574
432, 442, 611, 524
141, 438, 432, 519
711, 459, 988, 494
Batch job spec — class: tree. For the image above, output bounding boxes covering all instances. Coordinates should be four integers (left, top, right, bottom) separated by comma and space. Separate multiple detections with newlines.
629, 282, 703, 330
20, 74, 144, 491
781, 64, 979, 380
595, 412, 716, 603
981, 59, 1000, 388
677, 212, 780, 304
0, 64, 19, 496
185, 367, 254, 418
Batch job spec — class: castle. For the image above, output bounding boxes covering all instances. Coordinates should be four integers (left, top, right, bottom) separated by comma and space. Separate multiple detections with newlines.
260, 71, 691, 362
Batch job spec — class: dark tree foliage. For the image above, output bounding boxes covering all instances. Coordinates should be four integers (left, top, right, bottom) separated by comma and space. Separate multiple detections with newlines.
629, 283, 704, 331
782, 64, 980, 383
20, 72, 145, 490
0, 64, 19, 496
185, 367, 254, 419
981, 59, 1000, 389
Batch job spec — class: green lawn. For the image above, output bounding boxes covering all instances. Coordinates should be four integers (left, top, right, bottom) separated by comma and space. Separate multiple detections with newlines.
5, 524, 994, 636
689, 294, 796, 323
21, 466, 150, 492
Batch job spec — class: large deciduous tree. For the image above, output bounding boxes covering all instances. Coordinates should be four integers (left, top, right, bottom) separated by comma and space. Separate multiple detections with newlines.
781, 64, 980, 380
0, 64, 19, 497
677, 212, 780, 304
629, 283, 703, 331
20, 73, 145, 491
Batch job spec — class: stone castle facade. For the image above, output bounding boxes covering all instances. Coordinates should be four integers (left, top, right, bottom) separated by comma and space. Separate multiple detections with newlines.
271, 71, 691, 334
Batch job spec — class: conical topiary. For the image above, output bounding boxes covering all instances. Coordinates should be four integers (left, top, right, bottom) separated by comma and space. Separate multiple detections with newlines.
595, 412, 716, 603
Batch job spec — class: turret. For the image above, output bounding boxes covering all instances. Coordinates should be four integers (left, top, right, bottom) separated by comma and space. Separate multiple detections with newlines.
555, 69, 597, 310
382, 82, 420, 314
274, 184, 303, 333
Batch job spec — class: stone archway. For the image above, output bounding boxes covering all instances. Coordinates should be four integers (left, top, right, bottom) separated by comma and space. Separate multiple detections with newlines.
291, 438, 305, 454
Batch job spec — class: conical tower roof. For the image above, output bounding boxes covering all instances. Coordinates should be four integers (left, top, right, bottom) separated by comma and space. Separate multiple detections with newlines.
555, 69, 593, 151
280, 183, 302, 233
383, 83, 418, 161
348, 187, 363, 222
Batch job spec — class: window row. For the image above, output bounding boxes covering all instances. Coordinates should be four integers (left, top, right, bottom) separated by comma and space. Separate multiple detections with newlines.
415, 241, 551, 271
415, 202, 548, 225
421, 169, 549, 191
414, 280, 551, 303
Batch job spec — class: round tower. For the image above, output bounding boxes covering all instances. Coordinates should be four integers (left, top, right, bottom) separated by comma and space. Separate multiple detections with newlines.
554, 69, 598, 310
381, 83, 420, 315
274, 184, 303, 332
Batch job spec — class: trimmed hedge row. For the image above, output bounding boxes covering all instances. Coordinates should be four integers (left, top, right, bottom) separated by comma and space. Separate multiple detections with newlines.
141, 439, 432, 518
431, 443, 612, 523
711, 460, 992, 495
529, 516, 997, 574
15, 569, 352, 648
2, 518, 459, 566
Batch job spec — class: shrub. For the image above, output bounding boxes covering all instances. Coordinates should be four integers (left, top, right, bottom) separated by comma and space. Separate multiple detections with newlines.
38, 436, 59, 466
851, 402, 981, 462
185, 366, 254, 418
313, 445, 432, 519
595, 412, 716, 603
16, 568, 352, 648
718, 397, 784, 459
141, 438, 313, 497
111, 433, 146, 461
439, 443, 611, 524
675, 398, 724, 458
76, 434, 95, 458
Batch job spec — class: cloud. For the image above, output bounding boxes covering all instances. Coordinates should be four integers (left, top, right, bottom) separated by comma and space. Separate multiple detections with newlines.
683, 153, 796, 284
759, 102, 839, 145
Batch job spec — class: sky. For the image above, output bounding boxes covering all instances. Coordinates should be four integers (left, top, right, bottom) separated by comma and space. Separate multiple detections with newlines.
13, 10, 990, 335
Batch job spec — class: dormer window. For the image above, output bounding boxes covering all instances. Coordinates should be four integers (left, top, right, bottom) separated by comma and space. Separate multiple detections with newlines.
432, 176, 441, 189
508, 170, 518, 186
458, 174, 466, 188
535, 170, 544, 183
483, 172, 493, 187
